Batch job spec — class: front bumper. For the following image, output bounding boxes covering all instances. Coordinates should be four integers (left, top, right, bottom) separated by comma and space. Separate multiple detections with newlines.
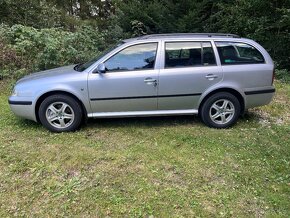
8, 97, 37, 122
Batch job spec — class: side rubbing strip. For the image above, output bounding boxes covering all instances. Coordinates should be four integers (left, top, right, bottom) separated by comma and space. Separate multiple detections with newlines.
90, 93, 202, 101
8, 100, 32, 105
245, 89, 275, 95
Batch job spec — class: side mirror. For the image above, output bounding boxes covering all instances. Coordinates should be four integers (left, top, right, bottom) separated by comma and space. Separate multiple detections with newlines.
94, 63, 106, 74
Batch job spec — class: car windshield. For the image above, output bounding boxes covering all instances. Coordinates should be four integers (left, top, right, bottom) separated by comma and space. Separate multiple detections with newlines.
74, 42, 124, 72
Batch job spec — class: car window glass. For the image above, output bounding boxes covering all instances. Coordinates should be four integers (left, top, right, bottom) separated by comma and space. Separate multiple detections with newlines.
202, 42, 216, 66
165, 42, 202, 68
165, 42, 216, 68
215, 42, 265, 65
105, 43, 158, 72
74, 42, 124, 72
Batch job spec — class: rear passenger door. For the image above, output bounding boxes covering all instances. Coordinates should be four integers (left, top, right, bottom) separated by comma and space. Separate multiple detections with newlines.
158, 41, 223, 110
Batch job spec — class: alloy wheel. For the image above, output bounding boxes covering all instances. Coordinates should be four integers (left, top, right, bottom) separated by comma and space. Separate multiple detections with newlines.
209, 99, 235, 125
45, 102, 75, 129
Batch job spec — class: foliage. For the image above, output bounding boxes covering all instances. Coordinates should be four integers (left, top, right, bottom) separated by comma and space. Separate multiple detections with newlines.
117, 0, 290, 71
0, 1, 289, 215
0, 0, 116, 29
0, 0, 289, 76
0, 24, 112, 79
276, 69, 290, 84
0, 0, 64, 28
0, 36, 30, 79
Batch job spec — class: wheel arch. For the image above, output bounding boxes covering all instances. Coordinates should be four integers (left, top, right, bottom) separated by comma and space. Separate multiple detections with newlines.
198, 88, 245, 115
35, 91, 88, 123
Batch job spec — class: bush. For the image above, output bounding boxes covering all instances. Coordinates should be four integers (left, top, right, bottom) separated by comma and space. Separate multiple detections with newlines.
0, 24, 112, 79
1, 24, 289, 81
0, 36, 31, 79
276, 69, 290, 83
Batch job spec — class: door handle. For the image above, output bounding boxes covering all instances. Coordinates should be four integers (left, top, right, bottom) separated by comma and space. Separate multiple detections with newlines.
205, 74, 218, 80
144, 78, 157, 86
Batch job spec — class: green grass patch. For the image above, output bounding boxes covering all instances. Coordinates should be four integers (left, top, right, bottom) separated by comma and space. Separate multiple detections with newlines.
0, 80, 289, 217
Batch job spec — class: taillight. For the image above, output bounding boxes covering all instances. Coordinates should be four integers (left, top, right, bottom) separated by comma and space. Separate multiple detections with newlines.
272, 68, 275, 85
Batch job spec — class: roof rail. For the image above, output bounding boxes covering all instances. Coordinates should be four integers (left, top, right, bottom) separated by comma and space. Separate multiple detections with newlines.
139, 33, 241, 39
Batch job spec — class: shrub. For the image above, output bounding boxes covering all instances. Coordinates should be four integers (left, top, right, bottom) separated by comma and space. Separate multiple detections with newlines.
0, 36, 31, 79
0, 24, 110, 79
276, 69, 290, 83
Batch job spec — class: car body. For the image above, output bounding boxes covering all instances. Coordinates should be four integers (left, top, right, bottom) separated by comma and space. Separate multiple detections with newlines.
9, 33, 275, 132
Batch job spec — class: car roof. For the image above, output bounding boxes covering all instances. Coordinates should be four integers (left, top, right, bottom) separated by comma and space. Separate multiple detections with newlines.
122, 33, 241, 43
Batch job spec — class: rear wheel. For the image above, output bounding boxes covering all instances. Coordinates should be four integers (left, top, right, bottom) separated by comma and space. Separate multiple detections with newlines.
200, 92, 241, 128
38, 94, 83, 132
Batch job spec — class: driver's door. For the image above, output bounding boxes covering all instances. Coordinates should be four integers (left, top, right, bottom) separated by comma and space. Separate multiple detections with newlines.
88, 42, 159, 114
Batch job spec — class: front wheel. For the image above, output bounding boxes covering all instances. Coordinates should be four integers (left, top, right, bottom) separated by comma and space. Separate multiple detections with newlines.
38, 94, 83, 132
200, 92, 241, 128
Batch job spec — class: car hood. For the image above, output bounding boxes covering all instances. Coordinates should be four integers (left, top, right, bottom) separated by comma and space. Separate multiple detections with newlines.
17, 65, 77, 84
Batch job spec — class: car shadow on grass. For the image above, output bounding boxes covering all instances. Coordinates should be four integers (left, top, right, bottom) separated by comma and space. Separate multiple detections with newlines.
14, 111, 263, 132
17, 118, 42, 129
85, 115, 202, 129
84, 111, 264, 130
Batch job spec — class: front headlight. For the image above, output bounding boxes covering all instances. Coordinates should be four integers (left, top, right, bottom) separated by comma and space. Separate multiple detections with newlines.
11, 85, 33, 97
11, 88, 18, 97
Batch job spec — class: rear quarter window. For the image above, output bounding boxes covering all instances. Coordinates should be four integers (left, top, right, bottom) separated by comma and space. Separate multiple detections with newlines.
215, 42, 265, 65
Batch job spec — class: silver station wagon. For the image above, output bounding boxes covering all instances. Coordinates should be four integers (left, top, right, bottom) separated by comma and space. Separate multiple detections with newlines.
9, 33, 275, 132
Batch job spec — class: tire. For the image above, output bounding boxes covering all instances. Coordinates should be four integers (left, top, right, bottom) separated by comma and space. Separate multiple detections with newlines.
38, 94, 83, 132
200, 92, 241, 128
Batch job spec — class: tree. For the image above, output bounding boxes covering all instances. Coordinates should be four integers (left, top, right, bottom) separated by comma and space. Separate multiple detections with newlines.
0, 0, 289, 70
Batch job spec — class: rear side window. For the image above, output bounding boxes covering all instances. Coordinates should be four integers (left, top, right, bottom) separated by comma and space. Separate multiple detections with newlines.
165, 42, 216, 68
215, 42, 265, 65
203, 42, 216, 66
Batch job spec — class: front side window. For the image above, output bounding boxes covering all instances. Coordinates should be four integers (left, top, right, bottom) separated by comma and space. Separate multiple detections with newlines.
215, 41, 265, 65
105, 43, 158, 72
165, 42, 216, 68
74, 42, 125, 72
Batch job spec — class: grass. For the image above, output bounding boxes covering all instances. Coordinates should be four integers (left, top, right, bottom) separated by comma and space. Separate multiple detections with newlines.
0, 80, 289, 217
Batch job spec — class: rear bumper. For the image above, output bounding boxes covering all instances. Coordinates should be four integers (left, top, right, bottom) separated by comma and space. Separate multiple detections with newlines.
8, 97, 37, 122
244, 88, 275, 109
244, 88, 275, 95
